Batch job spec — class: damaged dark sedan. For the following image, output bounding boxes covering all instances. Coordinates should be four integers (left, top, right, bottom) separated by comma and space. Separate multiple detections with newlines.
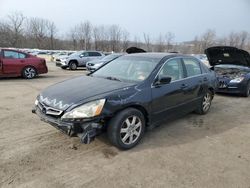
33, 53, 217, 149
205, 46, 250, 97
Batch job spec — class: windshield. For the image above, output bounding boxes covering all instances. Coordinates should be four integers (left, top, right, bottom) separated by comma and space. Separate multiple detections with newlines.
92, 56, 159, 83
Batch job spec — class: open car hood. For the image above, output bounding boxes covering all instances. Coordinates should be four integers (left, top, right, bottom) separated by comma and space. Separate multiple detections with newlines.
205, 46, 250, 67
126, 47, 146, 54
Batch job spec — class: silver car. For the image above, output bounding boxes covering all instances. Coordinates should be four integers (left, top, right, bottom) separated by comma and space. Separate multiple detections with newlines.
56, 51, 105, 70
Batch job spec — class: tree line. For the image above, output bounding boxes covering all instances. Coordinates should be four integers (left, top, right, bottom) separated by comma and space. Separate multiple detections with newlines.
0, 12, 250, 53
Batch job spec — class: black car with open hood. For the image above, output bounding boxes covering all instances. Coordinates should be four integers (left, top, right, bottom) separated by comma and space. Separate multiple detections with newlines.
33, 53, 217, 149
205, 46, 250, 97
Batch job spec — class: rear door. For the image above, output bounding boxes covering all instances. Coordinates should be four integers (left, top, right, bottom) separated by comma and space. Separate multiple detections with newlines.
2, 50, 27, 75
182, 57, 207, 103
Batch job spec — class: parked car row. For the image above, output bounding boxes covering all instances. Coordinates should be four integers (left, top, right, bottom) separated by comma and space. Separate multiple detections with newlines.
56, 51, 105, 70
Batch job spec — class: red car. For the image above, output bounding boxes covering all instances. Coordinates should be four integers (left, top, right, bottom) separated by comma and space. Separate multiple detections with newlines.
0, 49, 48, 79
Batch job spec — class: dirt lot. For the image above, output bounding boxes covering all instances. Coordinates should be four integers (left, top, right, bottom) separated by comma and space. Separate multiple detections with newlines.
0, 62, 250, 188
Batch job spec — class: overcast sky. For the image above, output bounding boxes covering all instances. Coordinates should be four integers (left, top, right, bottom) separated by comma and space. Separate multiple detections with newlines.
0, 0, 249, 42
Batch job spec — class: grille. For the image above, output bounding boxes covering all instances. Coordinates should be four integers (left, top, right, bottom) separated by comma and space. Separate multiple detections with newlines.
37, 102, 63, 116
56, 59, 61, 62
219, 81, 227, 88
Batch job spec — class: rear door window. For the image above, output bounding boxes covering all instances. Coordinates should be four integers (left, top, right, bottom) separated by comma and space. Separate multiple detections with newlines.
89, 52, 102, 57
183, 58, 202, 77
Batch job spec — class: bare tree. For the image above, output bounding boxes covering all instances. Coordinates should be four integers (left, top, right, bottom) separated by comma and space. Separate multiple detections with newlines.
238, 31, 248, 49
27, 17, 50, 48
75, 21, 92, 50
143, 33, 151, 52
68, 26, 78, 50
155, 33, 165, 52
7, 12, 25, 47
165, 32, 175, 52
109, 25, 121, 52
0, 21, 12, 47
121, 29, 130, 51
200, 29, 216, 51
47, 21, 57, 50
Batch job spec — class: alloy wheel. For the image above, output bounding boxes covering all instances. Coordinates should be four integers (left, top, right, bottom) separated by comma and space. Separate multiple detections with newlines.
24, 67, 36, 78
202, 93, 211, 112
120, 115, 142, 145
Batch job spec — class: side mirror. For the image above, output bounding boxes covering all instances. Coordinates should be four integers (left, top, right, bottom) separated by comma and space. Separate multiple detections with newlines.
79, 54, 84, 58
155, 76, 171, 86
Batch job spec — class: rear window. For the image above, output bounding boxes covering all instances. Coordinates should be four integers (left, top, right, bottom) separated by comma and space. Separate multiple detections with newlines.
183, 58, 202, 77
89, 52, 102, 57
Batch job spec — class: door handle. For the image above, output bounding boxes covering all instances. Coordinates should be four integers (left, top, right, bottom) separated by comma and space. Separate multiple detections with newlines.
180, 83, 188, 89
203, 77, 208, 82
20, 60, 25, 63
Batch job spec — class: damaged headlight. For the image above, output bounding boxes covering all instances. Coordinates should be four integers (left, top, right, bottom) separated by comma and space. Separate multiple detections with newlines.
229, 77, 245, 83
61, 99, 106, 120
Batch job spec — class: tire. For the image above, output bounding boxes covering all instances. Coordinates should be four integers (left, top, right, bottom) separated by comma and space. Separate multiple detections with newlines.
22, 66, 37, 79
69, 61, 78, 70
107, 108, 145, 150
195, 90, 213, 115
242, 82, 250, 97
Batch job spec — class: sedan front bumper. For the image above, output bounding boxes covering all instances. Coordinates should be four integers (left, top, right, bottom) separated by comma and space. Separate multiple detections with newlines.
216, 78, 247, 94
32, 106, 103, 144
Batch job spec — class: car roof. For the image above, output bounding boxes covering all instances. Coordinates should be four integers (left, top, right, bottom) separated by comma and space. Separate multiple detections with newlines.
124, 52, 190, 60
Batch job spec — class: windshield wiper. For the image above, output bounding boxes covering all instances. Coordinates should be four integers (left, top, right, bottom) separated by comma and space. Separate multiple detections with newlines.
105, 76, 122, 82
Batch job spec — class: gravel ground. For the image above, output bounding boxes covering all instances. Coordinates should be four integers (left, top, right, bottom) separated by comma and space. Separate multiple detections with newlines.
0, 62, 250, 188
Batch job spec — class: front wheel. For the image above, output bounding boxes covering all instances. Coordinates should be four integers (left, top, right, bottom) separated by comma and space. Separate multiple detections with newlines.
22, 66, 37, 79
108, 108, 145, 150
69, 61, 78, 70
195, 91, 212, 115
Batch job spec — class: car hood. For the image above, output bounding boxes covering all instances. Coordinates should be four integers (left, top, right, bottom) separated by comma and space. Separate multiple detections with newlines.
205, 46, 250, 67
38, 76, 134, 111
57, 55, 68, 59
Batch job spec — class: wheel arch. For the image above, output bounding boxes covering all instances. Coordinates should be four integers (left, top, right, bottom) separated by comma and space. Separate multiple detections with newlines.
69, 59, 78, 66
116, 104, 150, 126
21, 65, 37, 75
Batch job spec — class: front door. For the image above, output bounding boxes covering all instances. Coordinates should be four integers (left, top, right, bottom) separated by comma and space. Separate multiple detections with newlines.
151, 58, 187, 122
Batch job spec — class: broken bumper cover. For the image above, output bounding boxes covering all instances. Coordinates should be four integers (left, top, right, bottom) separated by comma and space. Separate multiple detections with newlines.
32, 106, 103, 144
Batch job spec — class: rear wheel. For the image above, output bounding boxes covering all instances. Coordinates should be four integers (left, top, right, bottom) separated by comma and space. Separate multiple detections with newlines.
69, 61, 78, 70
242, 82, 250, 97
108, 108, 145, 150
195, 91, 212, 115
22, 66, 37, 79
